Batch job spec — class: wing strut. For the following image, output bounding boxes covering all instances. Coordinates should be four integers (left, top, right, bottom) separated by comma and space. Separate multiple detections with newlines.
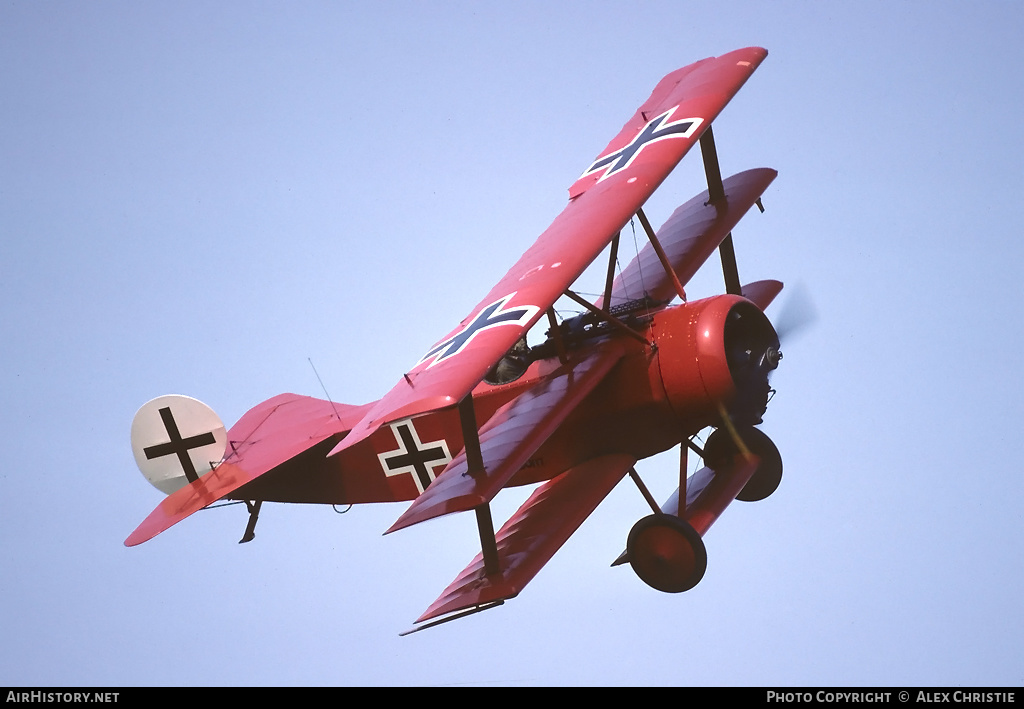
635, 208, 688, 302
457, 394, 500, 577
677, 443, 688, 518
699, 126, 742, 295
601, 232, 620, 313
545, 308, 568, 364
457, 394, 486, 475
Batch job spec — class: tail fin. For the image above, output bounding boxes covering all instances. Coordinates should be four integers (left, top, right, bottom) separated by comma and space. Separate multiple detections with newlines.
130, 395, 227, 495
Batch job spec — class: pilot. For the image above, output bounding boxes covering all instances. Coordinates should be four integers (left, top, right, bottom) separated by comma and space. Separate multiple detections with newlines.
485, 338, 531, 385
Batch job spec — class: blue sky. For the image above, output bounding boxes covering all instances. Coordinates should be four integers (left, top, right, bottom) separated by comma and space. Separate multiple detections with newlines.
2, 1, 1022, 686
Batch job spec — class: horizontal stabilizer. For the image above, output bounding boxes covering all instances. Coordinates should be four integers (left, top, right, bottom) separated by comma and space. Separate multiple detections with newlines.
416, 453, 636, 625
387, 340, 626, 533
126, 459, 257, 546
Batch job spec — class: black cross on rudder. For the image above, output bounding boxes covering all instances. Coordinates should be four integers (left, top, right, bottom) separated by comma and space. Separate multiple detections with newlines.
143, 407, 217, 484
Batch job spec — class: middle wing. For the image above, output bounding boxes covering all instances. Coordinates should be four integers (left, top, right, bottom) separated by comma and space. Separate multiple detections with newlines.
330, 47, 768, 457
596, 168, 777, 309
385, 339, 626, 533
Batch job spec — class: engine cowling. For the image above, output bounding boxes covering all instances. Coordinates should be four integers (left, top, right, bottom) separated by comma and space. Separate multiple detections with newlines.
652, 295, 780, 427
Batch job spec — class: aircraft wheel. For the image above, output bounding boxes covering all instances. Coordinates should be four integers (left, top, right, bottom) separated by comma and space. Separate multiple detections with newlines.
627, 514, 707, 593
703, 426, 783, 502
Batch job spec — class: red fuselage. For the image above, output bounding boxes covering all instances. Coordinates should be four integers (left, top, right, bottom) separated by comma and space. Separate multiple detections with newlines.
230, 294, 778, 506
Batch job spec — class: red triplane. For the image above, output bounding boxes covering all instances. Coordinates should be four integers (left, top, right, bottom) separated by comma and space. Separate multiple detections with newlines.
128, 47, 789, 633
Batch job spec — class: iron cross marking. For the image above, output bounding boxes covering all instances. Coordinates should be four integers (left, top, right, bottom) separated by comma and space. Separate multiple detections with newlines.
581, 106, 703, 182
418, 293, 538, 368
143, 406, 217, 484
378, 421, 452, 494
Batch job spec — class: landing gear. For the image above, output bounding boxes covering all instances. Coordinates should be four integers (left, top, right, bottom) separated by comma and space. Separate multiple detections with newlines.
627, 514, 707, 593
621, 426, 778, 593
703, 426, 783, 502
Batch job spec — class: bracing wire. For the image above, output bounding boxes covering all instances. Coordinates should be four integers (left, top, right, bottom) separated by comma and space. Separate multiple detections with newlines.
629, 217, 648, 301
308, 357, 342, 420
629, 216, 657, 319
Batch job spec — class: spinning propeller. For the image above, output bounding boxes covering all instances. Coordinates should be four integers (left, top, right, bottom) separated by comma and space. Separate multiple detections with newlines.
772, 282, 818, 344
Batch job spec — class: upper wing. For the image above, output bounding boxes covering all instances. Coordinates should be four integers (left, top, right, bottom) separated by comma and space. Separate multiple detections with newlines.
125, 394, 366, 546
331, 47, 768, 457
597, 168, 777, 309
386, 339, 627, 533
412, 453, 637, 625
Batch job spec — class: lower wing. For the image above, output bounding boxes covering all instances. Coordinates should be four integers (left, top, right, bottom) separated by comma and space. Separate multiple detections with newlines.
412, 452, 637, 627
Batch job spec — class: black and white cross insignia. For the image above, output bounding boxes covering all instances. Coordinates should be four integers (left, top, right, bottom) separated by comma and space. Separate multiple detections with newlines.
418, 293, 538, 369
378, 420, 452, 494
143, 407, 217, 484
581, 106, 703, 183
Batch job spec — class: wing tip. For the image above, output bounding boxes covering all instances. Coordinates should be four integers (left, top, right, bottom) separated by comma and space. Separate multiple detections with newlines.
385, 493, 486, 535
731, 46, 768, 62
416, 583, 519, 624
124, 520, 159, 547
